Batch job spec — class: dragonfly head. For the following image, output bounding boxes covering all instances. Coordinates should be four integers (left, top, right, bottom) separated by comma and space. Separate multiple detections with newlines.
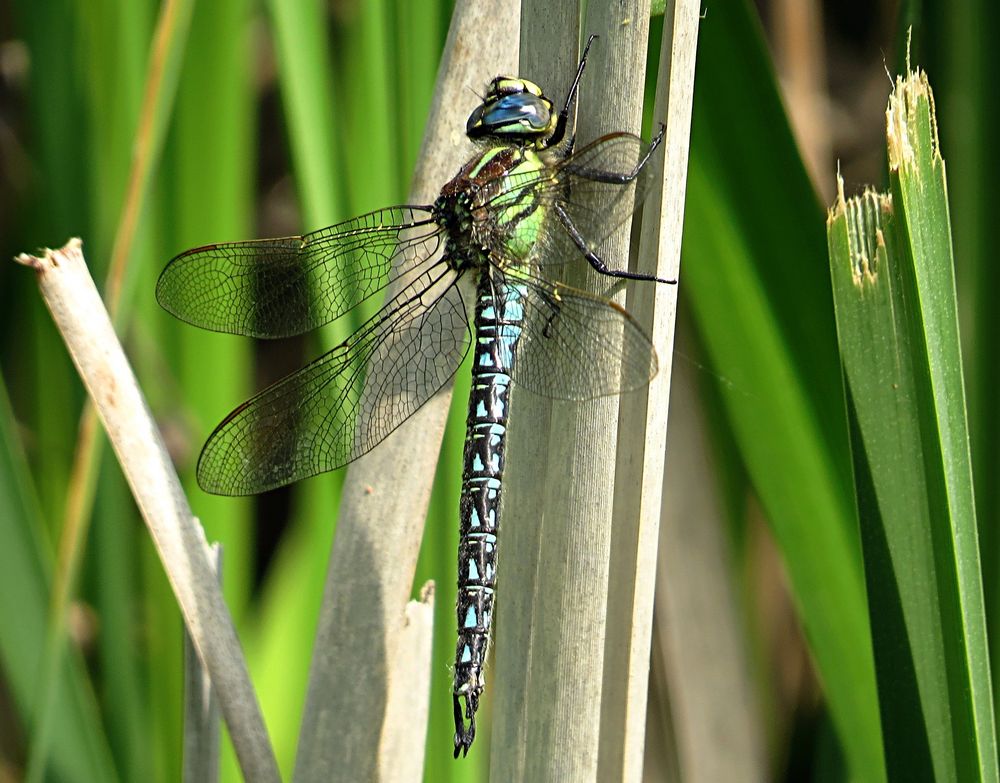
466, 77, 557, 145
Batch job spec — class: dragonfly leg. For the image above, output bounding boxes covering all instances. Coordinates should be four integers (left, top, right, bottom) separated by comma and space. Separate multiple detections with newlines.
555, 203, 677, 285
546, 34, 598, 150
565, 124, 666, 184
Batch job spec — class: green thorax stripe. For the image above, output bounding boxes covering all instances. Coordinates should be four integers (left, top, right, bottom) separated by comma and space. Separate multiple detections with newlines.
494, 150, 547, 260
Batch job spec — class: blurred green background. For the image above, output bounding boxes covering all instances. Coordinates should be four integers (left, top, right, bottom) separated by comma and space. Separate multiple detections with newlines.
0, 0, 997, 780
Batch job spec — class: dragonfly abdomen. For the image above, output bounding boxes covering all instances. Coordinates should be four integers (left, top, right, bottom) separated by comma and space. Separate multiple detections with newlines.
453, 274, 525, 757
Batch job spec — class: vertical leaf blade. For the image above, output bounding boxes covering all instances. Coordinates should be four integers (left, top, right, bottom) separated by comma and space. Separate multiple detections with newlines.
827, 66, 997, 783
681, 2, 885, 778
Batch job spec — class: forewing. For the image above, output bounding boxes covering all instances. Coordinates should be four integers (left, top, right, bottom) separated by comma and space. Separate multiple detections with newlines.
506, 272, 658, 401
156, 206, 443, 338
196, 265, 469, 495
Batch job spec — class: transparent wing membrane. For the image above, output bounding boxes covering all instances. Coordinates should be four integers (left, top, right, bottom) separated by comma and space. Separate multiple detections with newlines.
500, 270, 657, 401
196, 264, 469, 495
156, 207, 443, 338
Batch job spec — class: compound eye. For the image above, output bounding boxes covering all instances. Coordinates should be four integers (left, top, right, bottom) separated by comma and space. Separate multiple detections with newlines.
466, 93, 554, 140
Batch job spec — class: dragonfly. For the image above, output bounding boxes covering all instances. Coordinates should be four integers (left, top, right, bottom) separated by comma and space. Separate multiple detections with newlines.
157, 35, 675, 757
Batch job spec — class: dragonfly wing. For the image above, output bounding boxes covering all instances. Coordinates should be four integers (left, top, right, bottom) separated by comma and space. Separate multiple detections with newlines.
196, 264, 470, 495
505, 272, 657, 401
156, 206, 443, 338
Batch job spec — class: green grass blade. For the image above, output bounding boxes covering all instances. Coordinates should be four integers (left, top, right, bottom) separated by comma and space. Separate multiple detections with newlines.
681, 1, 884, 778
159, 0, 257, 779
919, 3, 1000, 716
164, 0, 256, 608
263, 0, 343, 230
92, 465, 154, 783
10, 0, 86, 527
243, 508, 332, 779
248, 2, 349, 779
0, 373, 117, 782
336, 0, 399, 216
887, 69, 997, 780
828, 64, 995, 782
392, 0, 441, 185
24, 0, 184, 776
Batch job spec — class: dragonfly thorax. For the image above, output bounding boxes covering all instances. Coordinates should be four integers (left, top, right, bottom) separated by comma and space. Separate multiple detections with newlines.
433, 188, 488, 274
436, 143, 551, 273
